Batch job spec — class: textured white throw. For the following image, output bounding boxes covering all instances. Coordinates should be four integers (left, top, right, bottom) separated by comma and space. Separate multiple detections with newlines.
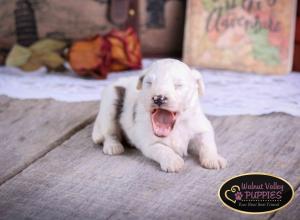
0, 60, 299, 116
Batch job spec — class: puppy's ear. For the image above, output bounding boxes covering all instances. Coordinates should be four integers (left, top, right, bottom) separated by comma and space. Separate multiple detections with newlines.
136, 75, 145, 90
191, 69, 205, 96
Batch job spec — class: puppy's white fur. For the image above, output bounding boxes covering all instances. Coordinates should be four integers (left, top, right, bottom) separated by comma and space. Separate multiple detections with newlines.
92, 59, 226, 172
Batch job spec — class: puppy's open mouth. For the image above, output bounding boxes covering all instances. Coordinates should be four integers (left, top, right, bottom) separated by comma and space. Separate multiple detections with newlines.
151, 109, 177, 137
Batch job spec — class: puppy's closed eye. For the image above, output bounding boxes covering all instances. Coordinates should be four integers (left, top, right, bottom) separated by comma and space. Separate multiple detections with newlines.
175, 83, 183, 89
145, 81, 152, 87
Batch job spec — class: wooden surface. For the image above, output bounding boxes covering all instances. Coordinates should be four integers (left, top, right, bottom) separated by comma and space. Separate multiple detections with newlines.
0, 96, 299, 220
272, 187, 300, 220
0, 96, 98, 185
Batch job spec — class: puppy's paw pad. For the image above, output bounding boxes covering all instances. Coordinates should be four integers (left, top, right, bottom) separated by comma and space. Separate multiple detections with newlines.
200, 155, 227, 170
103, 142, 124, 155
160, 154, 184, 173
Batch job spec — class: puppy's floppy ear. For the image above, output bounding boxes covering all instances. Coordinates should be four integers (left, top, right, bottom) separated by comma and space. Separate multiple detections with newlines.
191, 69, 205, 96
136, 74, 145, 90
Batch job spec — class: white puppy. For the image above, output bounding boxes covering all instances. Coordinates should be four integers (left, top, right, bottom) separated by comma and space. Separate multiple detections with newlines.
92, 59, 226, 172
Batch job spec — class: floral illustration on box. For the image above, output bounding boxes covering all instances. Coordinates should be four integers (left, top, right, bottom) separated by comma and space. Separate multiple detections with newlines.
201, 0, 289, 67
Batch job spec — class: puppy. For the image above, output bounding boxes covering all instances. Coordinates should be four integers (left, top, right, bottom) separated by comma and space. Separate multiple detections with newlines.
92, 59, 226, 172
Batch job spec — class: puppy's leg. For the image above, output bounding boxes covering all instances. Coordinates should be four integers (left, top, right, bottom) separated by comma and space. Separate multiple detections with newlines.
191, 131, 227, 169
141, 144, 184, 172
103, 135, 125, 155
92, 86, 125, 155
92, 103, 104, 144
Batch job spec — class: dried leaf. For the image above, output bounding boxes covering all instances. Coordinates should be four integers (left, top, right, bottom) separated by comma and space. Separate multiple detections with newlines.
30, 38, 67, 53
20, 59, 43, 71
5, 45, 31, 67
20, 51, 65, 71
40, 52, 65, 70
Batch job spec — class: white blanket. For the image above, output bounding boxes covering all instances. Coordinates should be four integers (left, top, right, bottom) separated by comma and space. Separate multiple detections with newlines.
0, 59, 299, 116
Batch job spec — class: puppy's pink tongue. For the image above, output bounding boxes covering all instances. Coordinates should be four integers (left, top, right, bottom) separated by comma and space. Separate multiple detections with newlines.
151, 109, 176, 137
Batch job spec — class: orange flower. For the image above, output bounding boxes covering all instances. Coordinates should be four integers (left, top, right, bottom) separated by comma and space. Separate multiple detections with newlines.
69, 36, 111, 79
68, 28, 142, 79
107, 27, 142, 71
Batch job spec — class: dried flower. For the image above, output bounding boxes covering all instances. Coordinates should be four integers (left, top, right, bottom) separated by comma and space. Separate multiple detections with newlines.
68, 27, 142, 79
107, 27, 142, 71
68, 36, 111, 79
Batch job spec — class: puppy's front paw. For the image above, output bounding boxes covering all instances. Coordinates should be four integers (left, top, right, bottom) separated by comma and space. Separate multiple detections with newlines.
160, 154, 184, 173
103, 141, 124, 155
200, 154, 227, 170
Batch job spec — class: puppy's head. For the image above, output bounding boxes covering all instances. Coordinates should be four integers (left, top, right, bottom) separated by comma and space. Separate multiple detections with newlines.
137, 59, 204, 138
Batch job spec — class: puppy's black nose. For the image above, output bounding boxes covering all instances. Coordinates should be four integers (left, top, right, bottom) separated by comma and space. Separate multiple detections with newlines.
152, 95, 168, 107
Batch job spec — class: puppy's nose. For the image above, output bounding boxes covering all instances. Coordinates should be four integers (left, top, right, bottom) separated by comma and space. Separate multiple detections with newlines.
152, 95, 168, 107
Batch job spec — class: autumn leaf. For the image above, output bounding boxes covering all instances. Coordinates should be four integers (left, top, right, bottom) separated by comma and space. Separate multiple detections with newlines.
5, 45, 32, 67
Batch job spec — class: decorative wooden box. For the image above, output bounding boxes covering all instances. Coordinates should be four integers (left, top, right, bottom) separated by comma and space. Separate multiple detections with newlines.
183, 0, 297, 75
